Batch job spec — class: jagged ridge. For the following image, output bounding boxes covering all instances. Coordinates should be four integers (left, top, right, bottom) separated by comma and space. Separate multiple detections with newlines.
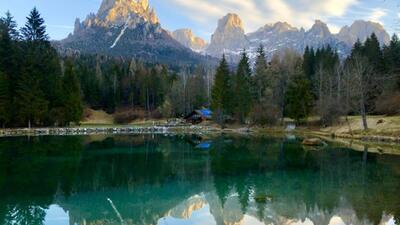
58, 0, 214, 66
206, 13, 391, 61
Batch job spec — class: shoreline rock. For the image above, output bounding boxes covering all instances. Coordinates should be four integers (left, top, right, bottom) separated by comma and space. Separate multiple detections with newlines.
302, 138, 325, 146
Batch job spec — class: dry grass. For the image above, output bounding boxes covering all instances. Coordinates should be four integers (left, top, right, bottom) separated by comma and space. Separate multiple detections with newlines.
81, 108, 114, 125
321, 115, 400, 136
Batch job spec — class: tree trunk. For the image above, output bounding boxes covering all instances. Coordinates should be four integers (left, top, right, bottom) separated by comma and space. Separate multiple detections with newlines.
345, 116, 353, 136
361, 103, 368, 130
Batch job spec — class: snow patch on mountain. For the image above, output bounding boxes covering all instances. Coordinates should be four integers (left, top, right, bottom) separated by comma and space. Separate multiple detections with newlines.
110, 15, 131, 48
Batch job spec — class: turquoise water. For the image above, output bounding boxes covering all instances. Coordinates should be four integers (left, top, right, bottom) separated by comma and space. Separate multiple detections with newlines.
0, 134, 399, 225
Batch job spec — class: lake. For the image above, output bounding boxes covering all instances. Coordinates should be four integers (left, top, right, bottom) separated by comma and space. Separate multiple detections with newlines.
0, 134, 399, 225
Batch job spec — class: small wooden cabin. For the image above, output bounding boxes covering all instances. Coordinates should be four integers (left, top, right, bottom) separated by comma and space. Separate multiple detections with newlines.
184, 109, 212, 124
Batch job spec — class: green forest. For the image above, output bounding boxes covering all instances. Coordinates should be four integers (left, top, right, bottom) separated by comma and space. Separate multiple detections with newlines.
1, 8, 400, 128
212, 33, 400, 129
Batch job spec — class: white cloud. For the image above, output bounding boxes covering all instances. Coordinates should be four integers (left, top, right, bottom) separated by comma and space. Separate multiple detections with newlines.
368, 8, 387, 24
165, 0, 358, 39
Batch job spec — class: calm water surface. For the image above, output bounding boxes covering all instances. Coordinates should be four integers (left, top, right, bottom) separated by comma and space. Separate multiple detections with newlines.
0, 134, 399, 225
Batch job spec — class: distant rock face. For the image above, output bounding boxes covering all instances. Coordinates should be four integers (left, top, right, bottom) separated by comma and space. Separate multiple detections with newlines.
171, 29, 207, 52
58, 0, 211, 66
206, 13, 249, 59
96, 0, 158, 26
206, 14, 391, 62
247, 22, 303, 59
336, 20, 390, 46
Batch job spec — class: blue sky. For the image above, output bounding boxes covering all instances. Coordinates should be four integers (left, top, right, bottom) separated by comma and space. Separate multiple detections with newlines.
0, 0, 399, 41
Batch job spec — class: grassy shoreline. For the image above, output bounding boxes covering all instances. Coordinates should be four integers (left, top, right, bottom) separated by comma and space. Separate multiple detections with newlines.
1, 123, 400, 155
1, 122, 400, 142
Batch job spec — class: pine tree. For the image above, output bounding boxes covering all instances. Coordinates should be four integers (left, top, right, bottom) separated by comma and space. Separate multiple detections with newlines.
285, 71, 313, 122
0, 14, 20, 125
384, 34, 400, 74
364, 33, 384, 73
351, 39, 364, 58
16, 69, 48, 128
0, 71, 10, 127
1, 11, 19, 40
21, 7, 48, 41
234, 51, 252, 123
252, 45, 268, 103
302, 46, 315, 80
211, 55, 232, 127
63, 60, 83, 125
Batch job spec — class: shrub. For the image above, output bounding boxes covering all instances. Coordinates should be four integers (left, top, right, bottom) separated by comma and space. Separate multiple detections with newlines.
250, 103, 280, 127
375, 92, 400, 115
114, 109, 146, 124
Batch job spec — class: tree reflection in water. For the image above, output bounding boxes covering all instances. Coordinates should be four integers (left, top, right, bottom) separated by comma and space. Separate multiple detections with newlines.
0, 134, 399, 225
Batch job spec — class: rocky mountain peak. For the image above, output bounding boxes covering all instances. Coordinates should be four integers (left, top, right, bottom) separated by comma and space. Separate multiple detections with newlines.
308, 20, 331, 38
207, 13, 248, 58
272, 22, 297, 33
94, 0, 158, 27
171, 29, 207, 52
217, 13, 244, 33
60, 0, 211, 66
337, 20, 390, 46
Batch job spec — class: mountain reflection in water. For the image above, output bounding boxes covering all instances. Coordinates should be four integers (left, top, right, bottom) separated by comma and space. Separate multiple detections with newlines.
0, 134, 399, 225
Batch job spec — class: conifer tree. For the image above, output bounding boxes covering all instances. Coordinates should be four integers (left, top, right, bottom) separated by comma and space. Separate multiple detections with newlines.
234, 51, 252, 123
0, 71, 10, 127
285, 71, 313, 122
211, 55, 232, 127
252, 45, 268, 103
384, 34, 400, 74
16, 69, 48, 128
63, 60, 83, 125
21, 7, 48, 41
302, 46, 315, 80
351, 39, 363, 58
364, 33, 384, 73
1, 11, 19, 40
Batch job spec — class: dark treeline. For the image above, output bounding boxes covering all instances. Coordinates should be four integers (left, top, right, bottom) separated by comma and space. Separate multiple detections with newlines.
68, 54, 212, 119
0, 9, 213, 127
212, 33, 400, 129
0, 9, 82, 128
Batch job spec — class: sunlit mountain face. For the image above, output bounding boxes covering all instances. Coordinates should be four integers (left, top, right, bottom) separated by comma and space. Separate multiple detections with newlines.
56, 0, 214, 66
54, 0, 391, 65
0, 135, 399, 225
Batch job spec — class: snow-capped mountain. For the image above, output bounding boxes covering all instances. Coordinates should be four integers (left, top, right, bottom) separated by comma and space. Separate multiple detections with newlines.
58, 1, 391, 65
206, 13, 391, 61
58, 0, 212, 66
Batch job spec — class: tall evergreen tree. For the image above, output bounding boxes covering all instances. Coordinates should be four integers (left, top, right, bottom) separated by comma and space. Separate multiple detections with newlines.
16, 69, 48, 128
285, 71, 313, 122
0, 71, 10, 127
211, 55, 232, 127
0, 13, 20, 124
302, 46, 315, 80
252, 45, 268, 103
234, 51, 252, 123
351, 39, 364, 58
21, 7, 48, 41
1, 11, 19, 40
364, 33, 384, 73
384, 34, 400, 74
63, 60, 83, 125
